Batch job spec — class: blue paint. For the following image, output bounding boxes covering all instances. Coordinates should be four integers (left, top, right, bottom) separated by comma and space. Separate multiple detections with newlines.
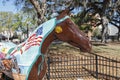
1, 16, 69, 80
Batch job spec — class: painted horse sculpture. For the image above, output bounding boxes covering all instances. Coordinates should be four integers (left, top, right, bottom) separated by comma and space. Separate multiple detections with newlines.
0, 9, 92, 80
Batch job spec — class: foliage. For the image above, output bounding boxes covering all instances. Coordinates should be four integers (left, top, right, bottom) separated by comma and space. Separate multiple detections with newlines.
92, 27, 101, 37
1, 0, 119, 26
1, 0, 120, 41
0, 12, 13, 30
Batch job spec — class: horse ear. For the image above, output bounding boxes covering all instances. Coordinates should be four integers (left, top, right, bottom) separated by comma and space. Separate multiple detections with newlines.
57, 8, 73, 20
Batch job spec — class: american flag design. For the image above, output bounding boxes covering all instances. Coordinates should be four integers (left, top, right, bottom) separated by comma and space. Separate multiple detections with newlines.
25, 26, 43, 51
10, 26, 43, 55
3, 16, 68, 76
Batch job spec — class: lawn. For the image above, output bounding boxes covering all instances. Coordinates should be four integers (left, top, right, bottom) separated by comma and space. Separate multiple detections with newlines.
48, 41, 120, 59
92, 41, 120, 58
47, 41, 120, 80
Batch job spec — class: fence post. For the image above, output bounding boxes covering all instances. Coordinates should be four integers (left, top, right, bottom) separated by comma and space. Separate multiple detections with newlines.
95, 54, 98, 79
47, 57, 50, 80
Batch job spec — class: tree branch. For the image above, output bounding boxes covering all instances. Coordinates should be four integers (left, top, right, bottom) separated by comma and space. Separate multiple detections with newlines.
29, 0, 46, 25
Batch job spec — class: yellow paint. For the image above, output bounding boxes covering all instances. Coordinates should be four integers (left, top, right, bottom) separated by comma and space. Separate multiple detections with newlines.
55, 26, 63, 33
1, 48, 8, 54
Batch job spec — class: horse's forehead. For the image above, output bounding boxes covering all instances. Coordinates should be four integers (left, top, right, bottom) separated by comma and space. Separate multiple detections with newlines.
61, 19, 86, 37
61, 19, 75, 28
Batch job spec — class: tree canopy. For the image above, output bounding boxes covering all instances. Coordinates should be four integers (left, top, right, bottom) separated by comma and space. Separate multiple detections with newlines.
1, 0, 119, 27
1, 0, 120, 41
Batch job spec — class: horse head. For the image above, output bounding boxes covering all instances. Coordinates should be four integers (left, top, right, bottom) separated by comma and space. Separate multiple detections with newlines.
53, 9, 92, 52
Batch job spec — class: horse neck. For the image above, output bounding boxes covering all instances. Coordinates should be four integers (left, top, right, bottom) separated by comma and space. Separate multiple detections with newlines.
26, 18, 56, 54
41, 32, 55, 54
40, 16, 70, 54
9, 16, 69, 57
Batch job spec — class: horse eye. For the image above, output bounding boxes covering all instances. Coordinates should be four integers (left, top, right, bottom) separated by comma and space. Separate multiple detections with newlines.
66, 21, 72, 25
68, 22, 72, 24
68, 22, 74, 27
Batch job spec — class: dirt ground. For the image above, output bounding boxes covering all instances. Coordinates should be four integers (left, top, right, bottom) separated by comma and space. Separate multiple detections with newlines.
92, 41, 120, 58
46, 41, 120, 80
48, 41, 120, 59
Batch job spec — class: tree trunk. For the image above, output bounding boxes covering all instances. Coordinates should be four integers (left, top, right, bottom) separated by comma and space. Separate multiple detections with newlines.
117, 28, 120, 41
101, 16, 109, 43
29, 0, 46, 25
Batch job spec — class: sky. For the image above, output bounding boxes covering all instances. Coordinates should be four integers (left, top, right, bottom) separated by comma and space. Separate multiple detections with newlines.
0, 0, 16, 13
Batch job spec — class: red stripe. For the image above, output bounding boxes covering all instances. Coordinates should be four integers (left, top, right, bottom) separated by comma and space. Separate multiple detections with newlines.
25, 43, 40, 51
27, 38, 42, 42
26, 35, 42, 47
37, 36, 42, 39
25, 36, 42, 51
10, 34, 43, 55
10, 50, 17, 55
20, 49, 23, 54
27, 41, 41, 46
27, 40, 42, 45
28, 34, 36, 42
22, 42, 26, 46
29, 34, 36, 38
28, 36, 42, 42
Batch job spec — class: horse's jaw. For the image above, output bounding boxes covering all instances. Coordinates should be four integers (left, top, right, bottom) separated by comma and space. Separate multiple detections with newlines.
80, 42, 92, 53
79, 47, 92, 53
68, 40, 92, 53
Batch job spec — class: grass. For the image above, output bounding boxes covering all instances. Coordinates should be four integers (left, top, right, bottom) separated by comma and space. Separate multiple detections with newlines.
92, 41, 120, 58
48, 41, 120, 59
47, 41, 120, 80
